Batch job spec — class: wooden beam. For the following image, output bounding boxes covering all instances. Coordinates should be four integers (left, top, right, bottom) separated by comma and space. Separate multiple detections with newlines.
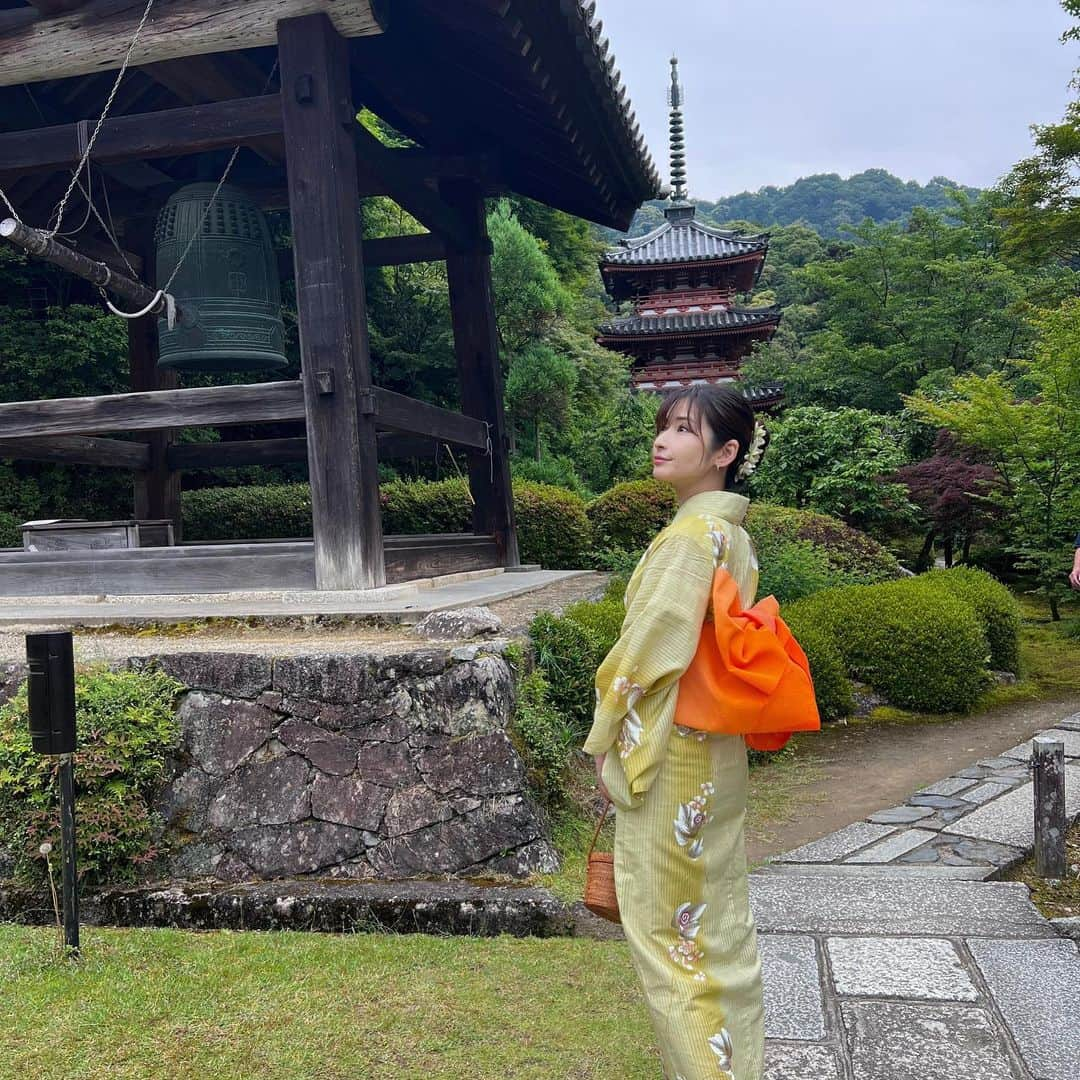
126, 218, 181, 537
167, 437, 309, 470
28, 1, 88, 14
0, 0, 385, 88
280, 11, 385, 591
442, 178, 520, 566
352, 122, 475, 253
0, 434, 150, 469
372, 388, 487, 450
0, 94, 284, 176
167, 432, 450, 469
363, 232, 447, 267
0, 382, 306, 440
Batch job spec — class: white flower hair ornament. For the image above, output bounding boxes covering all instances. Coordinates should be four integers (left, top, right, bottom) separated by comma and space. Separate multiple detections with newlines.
734, 419, 767, 482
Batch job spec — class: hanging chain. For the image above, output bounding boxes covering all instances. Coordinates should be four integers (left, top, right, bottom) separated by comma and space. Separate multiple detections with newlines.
44, 0, 157, 239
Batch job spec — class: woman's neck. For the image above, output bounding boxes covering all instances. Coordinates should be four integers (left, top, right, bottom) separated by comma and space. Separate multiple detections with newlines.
675, 476, 729, 506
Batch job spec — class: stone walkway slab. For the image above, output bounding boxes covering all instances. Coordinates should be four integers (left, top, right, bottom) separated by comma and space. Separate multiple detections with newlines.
844, 827, 938, 864
750, 877, 1058, 938
771, 821, 895, 863
1001, 727, 1080, 761
764, 1043, 842, 1080
841, 1000, 1024, 1080
759, 935, 826, 1040
967, 937, 1080, 1080
943, 766, 1080, 848
826, 936, 978, 1000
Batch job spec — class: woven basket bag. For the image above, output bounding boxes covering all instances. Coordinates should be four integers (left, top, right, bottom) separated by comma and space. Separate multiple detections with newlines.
583, 796, 620, 923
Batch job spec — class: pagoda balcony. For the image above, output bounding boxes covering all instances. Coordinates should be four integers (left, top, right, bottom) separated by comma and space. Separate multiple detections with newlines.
632, 287, 736, 315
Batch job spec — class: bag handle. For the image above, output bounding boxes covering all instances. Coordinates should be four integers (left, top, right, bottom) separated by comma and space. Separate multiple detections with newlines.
587, 796, 614, 857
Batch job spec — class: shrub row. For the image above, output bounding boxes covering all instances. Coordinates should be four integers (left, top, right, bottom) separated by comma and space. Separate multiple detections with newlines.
183, 478, 591, 570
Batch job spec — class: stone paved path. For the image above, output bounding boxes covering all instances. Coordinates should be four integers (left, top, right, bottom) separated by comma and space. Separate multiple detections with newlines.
756, 711, 1080, 1080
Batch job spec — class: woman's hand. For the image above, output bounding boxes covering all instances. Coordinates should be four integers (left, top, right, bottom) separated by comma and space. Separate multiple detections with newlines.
594, 752, 612, 802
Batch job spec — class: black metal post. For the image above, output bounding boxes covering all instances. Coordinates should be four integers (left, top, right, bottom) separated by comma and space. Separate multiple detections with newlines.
1032, 735, 1066, 880
25, 630, 79, 956
58, 753, 79, 955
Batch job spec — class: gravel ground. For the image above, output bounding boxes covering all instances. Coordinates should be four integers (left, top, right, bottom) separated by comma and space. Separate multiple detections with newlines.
0, 572, 612, 663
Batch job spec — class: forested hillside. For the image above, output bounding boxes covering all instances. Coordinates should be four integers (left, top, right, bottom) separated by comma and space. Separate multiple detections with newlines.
607, 169, 979, 240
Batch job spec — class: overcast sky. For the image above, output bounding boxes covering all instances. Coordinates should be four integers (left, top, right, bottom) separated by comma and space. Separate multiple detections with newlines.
599, 0, 1079, 198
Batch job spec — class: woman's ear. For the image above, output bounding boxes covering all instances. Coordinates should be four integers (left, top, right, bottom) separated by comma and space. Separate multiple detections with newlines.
713, 437, 740, 470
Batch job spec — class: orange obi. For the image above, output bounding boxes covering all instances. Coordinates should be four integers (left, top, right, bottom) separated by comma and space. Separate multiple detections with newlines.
673, 568, 822, 752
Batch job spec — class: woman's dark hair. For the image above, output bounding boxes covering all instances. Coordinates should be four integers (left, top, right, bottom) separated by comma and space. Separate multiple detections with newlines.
654, 384, 769, 489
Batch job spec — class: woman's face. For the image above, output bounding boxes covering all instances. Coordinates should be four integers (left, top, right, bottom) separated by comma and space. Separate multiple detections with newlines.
651, 401, 739, 495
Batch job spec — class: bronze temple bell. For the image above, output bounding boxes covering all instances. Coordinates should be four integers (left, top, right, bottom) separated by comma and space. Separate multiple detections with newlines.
155, 183, 288, 372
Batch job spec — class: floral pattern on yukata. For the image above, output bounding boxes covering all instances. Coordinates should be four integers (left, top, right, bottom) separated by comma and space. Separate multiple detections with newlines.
611, 675, 645, 758
668, 901, 708, 982
674, 780, 715, 859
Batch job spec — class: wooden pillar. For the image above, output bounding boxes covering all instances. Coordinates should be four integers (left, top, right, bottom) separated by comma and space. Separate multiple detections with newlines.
126, 217, 181, 538
278, 13, 384, 589
440, 179, 519, 567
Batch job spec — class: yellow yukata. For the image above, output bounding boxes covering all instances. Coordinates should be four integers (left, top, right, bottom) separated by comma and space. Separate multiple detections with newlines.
583, 489, 765, 1080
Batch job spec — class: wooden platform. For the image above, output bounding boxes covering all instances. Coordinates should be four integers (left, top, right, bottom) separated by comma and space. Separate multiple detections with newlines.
0, 534, 500, 597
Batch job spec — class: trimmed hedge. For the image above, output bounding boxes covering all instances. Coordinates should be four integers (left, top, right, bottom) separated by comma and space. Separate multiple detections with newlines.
787, 577, 991, 713
585, 478, 677, 553
919, 566, 1021, 674
0, 511, 18, 549
183, 482, 312, 541
183, 477, 591, 569
745, 502, 902, 585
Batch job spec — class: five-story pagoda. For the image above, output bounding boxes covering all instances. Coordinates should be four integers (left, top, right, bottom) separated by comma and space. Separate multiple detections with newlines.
598, 58, 783, 408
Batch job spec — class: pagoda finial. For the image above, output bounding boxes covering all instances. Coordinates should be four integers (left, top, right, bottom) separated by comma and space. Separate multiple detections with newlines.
667, 55, 688, 202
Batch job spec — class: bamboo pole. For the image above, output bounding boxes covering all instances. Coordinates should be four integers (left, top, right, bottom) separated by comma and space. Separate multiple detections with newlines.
0, 217, 175, 318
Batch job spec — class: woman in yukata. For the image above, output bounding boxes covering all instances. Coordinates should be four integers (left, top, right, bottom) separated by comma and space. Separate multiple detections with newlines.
583, 383, 770, 1080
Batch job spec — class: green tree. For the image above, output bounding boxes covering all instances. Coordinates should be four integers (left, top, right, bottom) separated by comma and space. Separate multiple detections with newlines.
505, 343, 577, 462
906, 298, 1080, 619
749, 406, 915, 531
488, 200, 567, 356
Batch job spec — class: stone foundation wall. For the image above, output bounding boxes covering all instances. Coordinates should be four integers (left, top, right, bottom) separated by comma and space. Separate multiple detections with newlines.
1, 647, 560, 884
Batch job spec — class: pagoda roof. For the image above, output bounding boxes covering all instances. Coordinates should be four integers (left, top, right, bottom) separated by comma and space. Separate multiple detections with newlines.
599, 306, 781, 337
602, 205, 768, 268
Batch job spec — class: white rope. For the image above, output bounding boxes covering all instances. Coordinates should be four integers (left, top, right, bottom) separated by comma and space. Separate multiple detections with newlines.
105, 288, 168, 322
44, 0, 157, 239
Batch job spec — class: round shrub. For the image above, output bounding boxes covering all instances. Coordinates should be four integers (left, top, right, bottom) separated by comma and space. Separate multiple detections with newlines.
788, 578, 990, 713
0, 669, 183, 888
513, 480, 591, 568
746, 502, 902, 585
919, 566, 1021, 673
778, 608, 855, 722
586, 479, 677, 553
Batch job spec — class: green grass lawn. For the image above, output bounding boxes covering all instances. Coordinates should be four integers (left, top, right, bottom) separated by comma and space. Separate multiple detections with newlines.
0, 924, 661, 1080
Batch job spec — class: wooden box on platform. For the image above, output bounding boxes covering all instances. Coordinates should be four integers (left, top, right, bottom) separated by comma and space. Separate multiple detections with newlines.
0, 0, 659, 597
20, 518, 175, 553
